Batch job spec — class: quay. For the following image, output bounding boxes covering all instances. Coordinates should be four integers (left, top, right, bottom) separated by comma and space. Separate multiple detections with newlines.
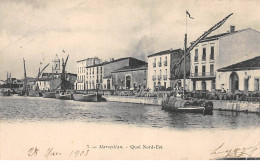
104, 95, 260, 113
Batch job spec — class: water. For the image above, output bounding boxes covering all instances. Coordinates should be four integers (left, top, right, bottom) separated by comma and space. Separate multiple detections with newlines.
1, 96, 260, 129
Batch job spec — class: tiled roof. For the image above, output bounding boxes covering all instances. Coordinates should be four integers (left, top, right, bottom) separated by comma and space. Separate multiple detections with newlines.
218, 56, 260, 72
112, 64, 148, 73
147, 48, 182, 58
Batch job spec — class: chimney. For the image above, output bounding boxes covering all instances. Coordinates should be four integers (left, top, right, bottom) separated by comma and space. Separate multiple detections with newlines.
110, 58, 114, 62
230, 25, 235, 33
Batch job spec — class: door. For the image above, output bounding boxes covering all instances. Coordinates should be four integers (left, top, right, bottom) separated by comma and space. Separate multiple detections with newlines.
107, 79, 111, 90
230, 72, 239, 93
201, 80, 206, 90
126, 76, 131, 89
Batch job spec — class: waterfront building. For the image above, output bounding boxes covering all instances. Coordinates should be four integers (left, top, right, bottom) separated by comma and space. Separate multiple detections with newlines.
111, 64, 147, 90
189, 26, 260, 91
85, 57, 147, 90
37, 73, 77, 91
147, 48, 185, 91
76, 57, 102, 90
217, 56, 260, 92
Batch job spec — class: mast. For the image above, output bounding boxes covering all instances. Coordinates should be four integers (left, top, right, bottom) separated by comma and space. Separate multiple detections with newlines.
23, 58, 27, 92
183, 33, 187, 97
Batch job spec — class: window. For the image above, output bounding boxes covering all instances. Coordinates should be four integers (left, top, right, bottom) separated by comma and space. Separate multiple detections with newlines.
160, 69, 162, 76
100, 67, 102, 74
210, 64, 214, 75
164, 82, 166, 88
165, 69, 167, 75
97, 67, 99, 74
195, 49, 198, 62
202, 65, 206, 76
153, 58, 156, 67
195, 66, 198, 76
210, 46, 214, 60
202, 48, 206, 61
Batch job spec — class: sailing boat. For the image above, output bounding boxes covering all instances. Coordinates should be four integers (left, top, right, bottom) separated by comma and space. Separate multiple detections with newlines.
162, 13, 233, 115
55, 54, 73, 100
42, 67, 56, 98
28, 62, 50, 97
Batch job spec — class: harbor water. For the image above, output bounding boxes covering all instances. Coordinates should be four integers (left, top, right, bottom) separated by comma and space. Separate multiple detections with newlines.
1, 96, 260, 129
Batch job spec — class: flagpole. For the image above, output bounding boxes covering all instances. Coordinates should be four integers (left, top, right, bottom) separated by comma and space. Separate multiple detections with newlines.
183, 11, 187, 98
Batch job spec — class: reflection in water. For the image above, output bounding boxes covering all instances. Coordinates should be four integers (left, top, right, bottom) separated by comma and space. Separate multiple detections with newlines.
0, 96, 260, 129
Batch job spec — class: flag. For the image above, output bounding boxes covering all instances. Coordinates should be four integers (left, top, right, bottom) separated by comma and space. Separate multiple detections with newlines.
186, 10, 194, 19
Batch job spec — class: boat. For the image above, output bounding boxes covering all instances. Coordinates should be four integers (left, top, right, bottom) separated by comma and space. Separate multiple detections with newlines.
28, 90, 42, 97
42, 91, 56, 98
162, 97, 213, 115
55, 90, 73, 100
73, 93, 102, 102
54, 54, 75, 100
0, 89, 11, 96
161, 13, 232, 115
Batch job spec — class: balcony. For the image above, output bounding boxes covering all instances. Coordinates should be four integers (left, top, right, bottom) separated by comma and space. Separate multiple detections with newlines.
164, 61, 167, 66
163, 75, 167, 80
153, 63, 156, 68
157, 75, 162, 80
158, 62, 162, 67
152, 76, 156, 81
190, 72, 216, 78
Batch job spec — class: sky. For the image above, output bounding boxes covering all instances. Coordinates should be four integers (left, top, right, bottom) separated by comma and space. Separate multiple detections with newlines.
0, 0, 260, 80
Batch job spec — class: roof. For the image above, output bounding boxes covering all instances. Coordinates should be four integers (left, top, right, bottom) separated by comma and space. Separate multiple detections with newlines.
193, 28, 258, 43
147, 48, 182, 58
85, 57, 139, 68
218, 56, 260, 72
112, 64, 148, 73
76, 57, 100, 63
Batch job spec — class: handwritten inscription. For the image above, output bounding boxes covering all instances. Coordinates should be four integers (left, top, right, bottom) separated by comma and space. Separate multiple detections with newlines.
211, 141, 260, 159
27, 144, 163, 158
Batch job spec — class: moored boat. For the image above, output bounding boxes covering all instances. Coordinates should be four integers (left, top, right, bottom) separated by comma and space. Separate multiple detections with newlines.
28, 90, 42, 97
162, 97, 213, 115
73, 93, 102, 102
55, 90, 73, 100
42, 91, 56, 98
0, 89, 11, 96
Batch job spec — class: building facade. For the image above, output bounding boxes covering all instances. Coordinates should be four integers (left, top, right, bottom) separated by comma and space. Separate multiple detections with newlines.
147, 49, 184, 91
76, 57, 102, 90
189, 26, 260, 92
111, 64, 147, 90
217, 56, 260, 93
84, 57, 147, 90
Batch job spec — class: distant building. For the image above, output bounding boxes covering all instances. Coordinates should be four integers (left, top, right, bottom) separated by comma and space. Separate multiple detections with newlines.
76, 57, 102, 90
147, 49, 185, 91
84, 57, 147, 90
218, 56, 260, 92
37, 73, 77, 91
111, 64, 148, 90
189, 26, 260, 92
52, 55, 61, 74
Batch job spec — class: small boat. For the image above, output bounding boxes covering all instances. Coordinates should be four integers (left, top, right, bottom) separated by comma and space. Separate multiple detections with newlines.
55, 90, 73, 100
28, 90, 42, 97
42, 91, 56, 98
162, 97, 213, 115
0, 89, 11, 96
73, 93, 102, 102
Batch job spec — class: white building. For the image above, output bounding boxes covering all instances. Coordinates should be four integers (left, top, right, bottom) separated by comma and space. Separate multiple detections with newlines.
147, 49, 184, 91
218, 56, 260, 92
76, 57, 102, 90
189, 26, 260, 92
